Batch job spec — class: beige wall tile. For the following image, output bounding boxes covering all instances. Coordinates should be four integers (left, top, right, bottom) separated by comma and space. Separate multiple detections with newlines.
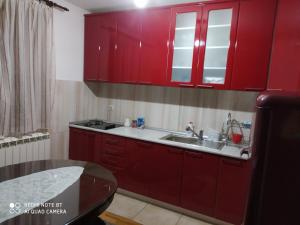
51, 81, 258, 159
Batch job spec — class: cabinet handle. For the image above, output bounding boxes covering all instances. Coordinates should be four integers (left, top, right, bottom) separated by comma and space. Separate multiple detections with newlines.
186, 151, 203, 159
98, 79, 109, 82
85, 78, 98, 81
267, 88, 283, 91
244, 88, 265, 91
197, 85, 214, 89
222, 158, 243, 167
139, 81, 152, 85
179, 84, 195, 87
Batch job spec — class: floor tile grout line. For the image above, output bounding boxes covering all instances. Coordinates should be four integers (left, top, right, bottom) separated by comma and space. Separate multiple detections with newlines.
175, 214, 184, 225
132, 203, 149, 220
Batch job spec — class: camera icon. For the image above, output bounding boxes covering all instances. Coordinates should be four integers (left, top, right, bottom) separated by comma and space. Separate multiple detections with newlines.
9, 202, 21, 214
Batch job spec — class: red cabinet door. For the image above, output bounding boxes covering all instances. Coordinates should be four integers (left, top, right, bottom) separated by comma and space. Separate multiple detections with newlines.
97, 14, 116, 82
84, 16, 100, 81
196, 2, 239, 90
139, 8, 172, 85
123, 140, 151, 196
113, 11, 141, 83
94, 132, 103, 165
268, 0, 300, 92
181, 151, 219, 216
148, 145, 183, 205
231, 0, 277, 91
215, 158, 252, 225
69, 128, 95, 162
167, 6, 202, 88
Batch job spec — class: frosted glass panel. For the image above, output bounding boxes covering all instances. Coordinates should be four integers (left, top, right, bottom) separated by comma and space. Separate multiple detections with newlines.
173, 49, 194, 68
203, 9, 232, 85
172, 12, 197, 82
208, 9, 232, 26
176, 12, 197, 28
172, 68, 192, 82
174, 30, 195, 47
206, 27, 231, 46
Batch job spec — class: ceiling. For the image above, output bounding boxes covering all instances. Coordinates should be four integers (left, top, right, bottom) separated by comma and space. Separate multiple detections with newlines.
65, 0, 202, 12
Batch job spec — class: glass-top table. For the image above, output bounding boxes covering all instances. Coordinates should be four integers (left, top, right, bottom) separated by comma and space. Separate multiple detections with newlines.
0, 160, 117, 225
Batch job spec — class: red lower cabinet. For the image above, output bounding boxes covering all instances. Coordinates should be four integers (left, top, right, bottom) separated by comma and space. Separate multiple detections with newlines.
181, 151, 219, 216
122, 140, 152, 196
148, 145, 183, 205
69, 130, 252, 224
69, 128, 95, 162
215, 158, 252, 225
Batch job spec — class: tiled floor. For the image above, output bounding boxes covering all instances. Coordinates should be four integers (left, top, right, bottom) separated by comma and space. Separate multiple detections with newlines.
107, 193, 213, 225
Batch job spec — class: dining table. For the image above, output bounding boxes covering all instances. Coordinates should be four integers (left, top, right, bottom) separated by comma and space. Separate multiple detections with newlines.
0, 160, 118, 225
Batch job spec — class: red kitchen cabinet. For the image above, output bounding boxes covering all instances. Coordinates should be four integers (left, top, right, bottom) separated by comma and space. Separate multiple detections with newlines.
69, 128, 95, 162
84, 14, 116, 82
84, 16, 100, 81
196, 2, 239, 90
97, 14, 116, 82
231, 0, 277, 91
139, 8, 172, 85
99, 134, 129, 187
123, 140, 152, 196
215, 158, 252, 225
181, 151, 219, 216
93, 132, 103, 164
268, 0, 300, 92
114, 12, 141, 83
167, 5, 202, 88
167, 2, 239, 90
148, 145, 183, 205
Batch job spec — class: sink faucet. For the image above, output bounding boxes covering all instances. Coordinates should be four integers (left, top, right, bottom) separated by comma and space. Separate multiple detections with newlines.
186, 123, 204, 141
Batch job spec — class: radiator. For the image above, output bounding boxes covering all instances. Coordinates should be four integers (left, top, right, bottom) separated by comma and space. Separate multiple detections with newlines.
0, 132, 50, 167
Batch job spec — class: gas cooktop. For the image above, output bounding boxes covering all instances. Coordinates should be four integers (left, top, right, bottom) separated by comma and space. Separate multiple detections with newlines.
73, 120, 122, 130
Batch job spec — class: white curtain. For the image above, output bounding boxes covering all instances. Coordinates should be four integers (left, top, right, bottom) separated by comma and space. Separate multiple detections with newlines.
0, 0, 55, 136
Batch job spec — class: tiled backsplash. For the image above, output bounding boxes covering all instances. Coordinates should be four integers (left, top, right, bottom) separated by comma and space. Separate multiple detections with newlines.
96, 83, 257, 132
51, 80, 258, 159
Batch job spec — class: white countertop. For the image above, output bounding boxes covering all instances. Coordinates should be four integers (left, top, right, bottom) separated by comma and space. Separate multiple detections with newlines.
69, 124, 251, 160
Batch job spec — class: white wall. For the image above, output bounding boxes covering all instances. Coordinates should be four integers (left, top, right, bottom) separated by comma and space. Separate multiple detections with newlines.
53, 0, 89, 81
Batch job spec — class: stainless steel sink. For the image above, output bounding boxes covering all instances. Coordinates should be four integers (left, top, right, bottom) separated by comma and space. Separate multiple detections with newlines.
160, 134, 225, 150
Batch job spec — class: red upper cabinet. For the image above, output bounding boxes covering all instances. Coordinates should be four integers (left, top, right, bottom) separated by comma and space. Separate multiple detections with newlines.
84, 14, 116, 82
83, 1, 277, 91
268, 0, 300, 92
167, 2, 239, 90
84, 16, 100, 81
97, 14, 116, 82
139, 8, 172, 85
114, 12, 141, 83
181, 151, 219, 216
215, 158, 252, 225
167, 5, 202, 88
197, 2, 239, 90
231, 0, 277, 91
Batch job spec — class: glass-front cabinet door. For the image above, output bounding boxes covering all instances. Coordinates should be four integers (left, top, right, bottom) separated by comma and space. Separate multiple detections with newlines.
168, 6, 202, 87
197, 2, 238, 89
